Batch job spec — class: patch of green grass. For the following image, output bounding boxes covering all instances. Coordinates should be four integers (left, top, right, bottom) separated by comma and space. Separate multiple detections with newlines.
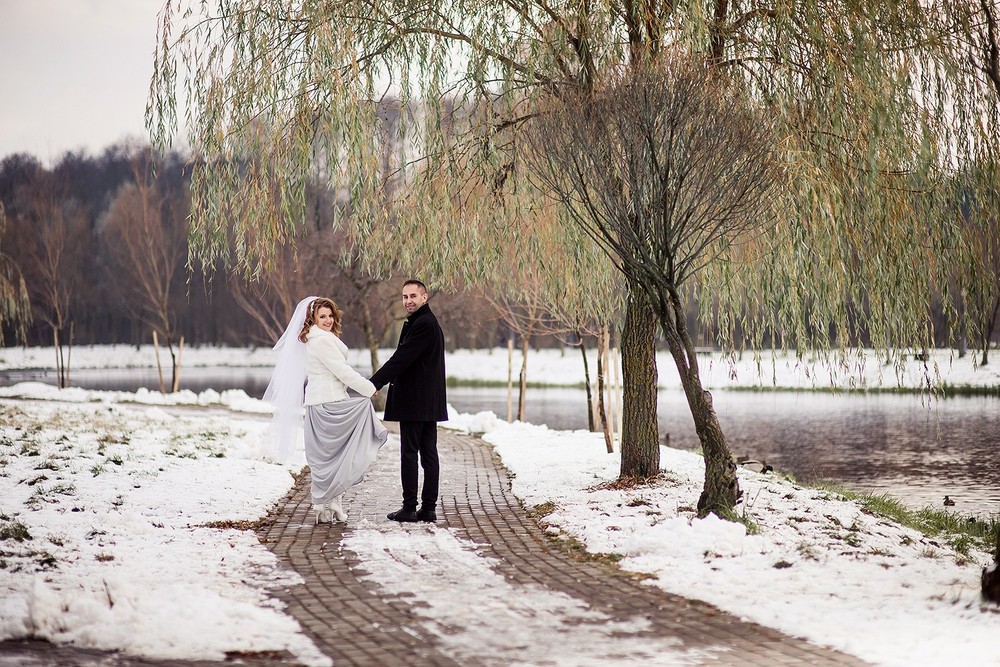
726, 383, 1000, 398
445, 377, 589, 390
0, 519, 31, 542
167, 431, 227, 458
842, 532, 863, 548
164, 448, 198, 459
713, 505, 761, 534
97, 432, 129, 446
797, 542, 819, 560
938, 383, 1000, 398
26, 483, 76, 508
34, 458, 59, 471
858, 492, 999, 556
19, 442, 40, 456
867, 547, 894, 557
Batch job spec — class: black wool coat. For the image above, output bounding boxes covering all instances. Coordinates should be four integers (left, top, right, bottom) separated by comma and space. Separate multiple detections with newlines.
370, 303, 448, 422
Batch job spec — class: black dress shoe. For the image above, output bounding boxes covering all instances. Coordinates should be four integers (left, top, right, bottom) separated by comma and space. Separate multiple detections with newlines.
416, 507, 437, 522
386, 508, 419, 522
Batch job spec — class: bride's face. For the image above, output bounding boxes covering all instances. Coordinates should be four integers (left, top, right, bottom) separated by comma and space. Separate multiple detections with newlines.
315, 306, 335, 332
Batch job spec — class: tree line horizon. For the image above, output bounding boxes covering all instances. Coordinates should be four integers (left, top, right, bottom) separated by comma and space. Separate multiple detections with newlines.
2, 140, 994, 354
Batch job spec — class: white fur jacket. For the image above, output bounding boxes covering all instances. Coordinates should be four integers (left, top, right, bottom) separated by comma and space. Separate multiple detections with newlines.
304, 326, 377, 406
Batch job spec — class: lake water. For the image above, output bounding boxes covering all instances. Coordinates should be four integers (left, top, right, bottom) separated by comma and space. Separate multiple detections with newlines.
4, 366, 998, 517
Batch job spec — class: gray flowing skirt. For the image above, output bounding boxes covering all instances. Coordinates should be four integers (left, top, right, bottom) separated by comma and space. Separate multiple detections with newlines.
304, 397, 389, 505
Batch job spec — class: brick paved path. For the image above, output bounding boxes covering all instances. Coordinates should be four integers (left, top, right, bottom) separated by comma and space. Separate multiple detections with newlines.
257, 426, 871, 667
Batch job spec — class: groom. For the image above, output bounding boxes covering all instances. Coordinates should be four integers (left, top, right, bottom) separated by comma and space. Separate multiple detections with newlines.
370, 279, 448, 523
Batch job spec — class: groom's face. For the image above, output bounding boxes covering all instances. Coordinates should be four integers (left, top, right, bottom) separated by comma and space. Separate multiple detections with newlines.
402, 283, 428, 314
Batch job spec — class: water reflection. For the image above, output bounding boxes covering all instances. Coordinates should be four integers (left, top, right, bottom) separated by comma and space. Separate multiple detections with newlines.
448, 386, 1000, 516
4, 368, 997, 515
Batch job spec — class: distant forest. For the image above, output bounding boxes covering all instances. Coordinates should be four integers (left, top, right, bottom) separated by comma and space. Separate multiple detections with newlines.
0, 142, 507, 352
1, 142, 994, 360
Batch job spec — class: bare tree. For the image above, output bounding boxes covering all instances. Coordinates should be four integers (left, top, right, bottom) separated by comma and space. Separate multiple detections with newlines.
314, 226, 400, 375
100, 154, 188, 392
5, 177, 88, 386
526, 55, 781, 516
488, 279, 569, 424
228, 235, 325, 346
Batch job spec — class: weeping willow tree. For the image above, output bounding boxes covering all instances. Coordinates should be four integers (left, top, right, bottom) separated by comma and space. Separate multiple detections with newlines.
945, 1, 1000, 368
0, 207, 31, 345
484, 199, 623, 438
150, 0, 996, 511
526, 55, 781, 514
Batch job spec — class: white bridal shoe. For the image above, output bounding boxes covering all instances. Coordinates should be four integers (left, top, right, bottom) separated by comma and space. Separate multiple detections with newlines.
329, 495, 347, 522
313, 504, 333, 524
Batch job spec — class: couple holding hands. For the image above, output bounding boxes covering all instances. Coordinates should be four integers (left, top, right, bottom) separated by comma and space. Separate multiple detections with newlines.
264, 280, 447, 525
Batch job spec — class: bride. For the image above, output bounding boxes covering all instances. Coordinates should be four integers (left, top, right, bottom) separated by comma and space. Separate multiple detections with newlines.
264, 296, 388, 524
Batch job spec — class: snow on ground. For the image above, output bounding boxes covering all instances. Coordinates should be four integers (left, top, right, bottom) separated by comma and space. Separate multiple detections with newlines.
0, 345, 998, 666
0, 393, 329, 665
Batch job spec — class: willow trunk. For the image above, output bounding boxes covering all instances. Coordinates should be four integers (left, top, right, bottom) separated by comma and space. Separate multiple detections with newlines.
579, 333, 596, 431
596, 326, 614, 453
660, 291, 740, 515
983, 528, 1000, 603
619, 293, 660, 478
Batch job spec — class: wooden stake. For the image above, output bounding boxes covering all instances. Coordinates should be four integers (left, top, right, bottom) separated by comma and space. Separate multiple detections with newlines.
172, 336, 184, 393
610, 345, 621, 444
506, 337, 514, 422
153, 330, 165, 394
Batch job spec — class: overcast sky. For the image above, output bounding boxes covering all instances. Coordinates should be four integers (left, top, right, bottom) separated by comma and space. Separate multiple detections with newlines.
0, 0, 168, 164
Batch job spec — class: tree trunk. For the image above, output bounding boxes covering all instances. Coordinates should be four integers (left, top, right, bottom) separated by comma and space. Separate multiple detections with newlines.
518, 336, 529, 421
659, 289, 740, 517
983, 527, 1000, 604
153, 330, 166, 393
619, 291, 660, 478
360, 300, 386, 411
596, 327, 614, 453
167, 340, 179, 394
66, 322, 73, 387
172, 336, 184, 393
611, 344, 622, 440
52, 327, 65, 389
981, 296, 999, 367
579, 332, 595, 432
507, 336, 514, 422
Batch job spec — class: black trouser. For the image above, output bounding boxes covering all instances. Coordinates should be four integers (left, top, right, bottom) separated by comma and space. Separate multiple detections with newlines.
399, 420, 439, 511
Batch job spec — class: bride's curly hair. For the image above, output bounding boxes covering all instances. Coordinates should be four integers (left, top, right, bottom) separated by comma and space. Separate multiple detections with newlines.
297, 297, 343, 342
